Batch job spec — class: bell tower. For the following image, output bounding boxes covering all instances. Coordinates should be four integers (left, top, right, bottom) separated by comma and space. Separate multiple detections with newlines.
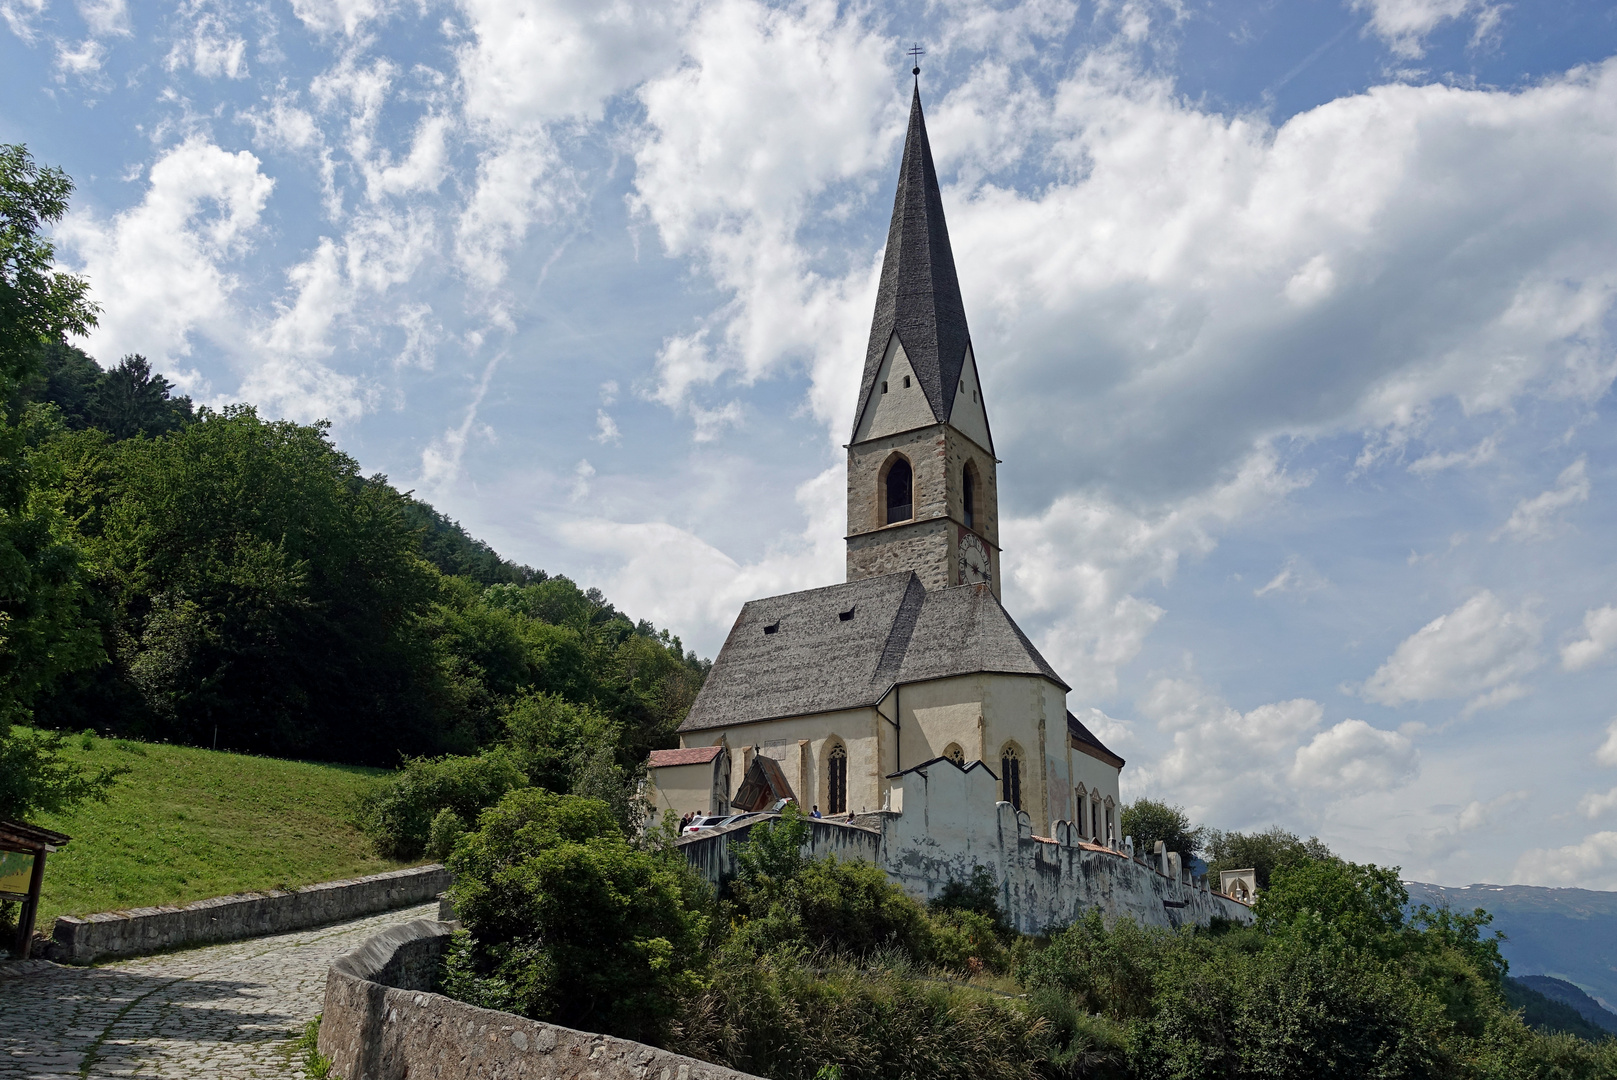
846, 80, 999, 597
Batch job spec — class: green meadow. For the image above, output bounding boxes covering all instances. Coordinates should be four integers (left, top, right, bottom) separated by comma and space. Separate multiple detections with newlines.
22, 730, 414, 924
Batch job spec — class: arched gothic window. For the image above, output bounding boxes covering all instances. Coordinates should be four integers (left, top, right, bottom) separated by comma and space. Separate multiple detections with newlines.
943, 743, 965, 766
827, 741, 848, 815
1000, 744, 1022, 811
885, 457, 913, 524
963, 464, 976, 529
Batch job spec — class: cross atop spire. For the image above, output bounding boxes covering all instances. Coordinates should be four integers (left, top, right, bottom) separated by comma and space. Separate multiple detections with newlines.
908, 42, 924, 77
849, 81, 975, 443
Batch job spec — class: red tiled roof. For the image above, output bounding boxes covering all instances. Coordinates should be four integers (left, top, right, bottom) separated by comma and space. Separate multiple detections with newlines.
648, 746, 724, 768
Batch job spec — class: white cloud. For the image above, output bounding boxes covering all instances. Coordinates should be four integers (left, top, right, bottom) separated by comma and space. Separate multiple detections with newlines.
62, 137, 274, 367
1492, 457, 1589, 541
1291, 719, 1417, 792
449, 0, 687, 285
1361, 591, 1541, 712
1350, 0, 1496, 59
167, 9, 247, 80
1580, 787, 1617, 820
1598, 718, 1617, 768
940, 60, 1617, 507
364, 114, 451, 202
594, 409, 621, 445
1418, 789, 1530, 861
1254, 555, 1327, 598
1514, 831, 1617, 890
75, 0, 127, 36
1561, 605, 1617, 672
289, 0, 390, 37
557, 462, 846, 647
631, 0, 900, 429
1407, 432, 1499, 475
1007, 449, 1304, 698
55, 37, 107, 76
2, 0, 47, 42
1127, 679, 1412, 827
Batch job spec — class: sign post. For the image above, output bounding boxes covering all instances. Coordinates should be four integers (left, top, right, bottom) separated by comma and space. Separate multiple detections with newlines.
0, 821, 71, 961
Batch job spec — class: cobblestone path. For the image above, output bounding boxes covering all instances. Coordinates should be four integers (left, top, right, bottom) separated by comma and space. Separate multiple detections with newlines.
0, 902, 438, 1079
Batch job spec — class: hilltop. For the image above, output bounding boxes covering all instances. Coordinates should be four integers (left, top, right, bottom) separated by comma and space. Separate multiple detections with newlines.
1406, 881, 1617, 1012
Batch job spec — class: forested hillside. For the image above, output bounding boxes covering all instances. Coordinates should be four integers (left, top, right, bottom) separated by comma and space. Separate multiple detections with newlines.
10, 342, 706, 767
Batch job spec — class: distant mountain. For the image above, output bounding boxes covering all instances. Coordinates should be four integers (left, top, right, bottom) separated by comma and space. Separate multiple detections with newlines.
1405, 881, 1617, 1012
1503, 978, 1617, 1041
1516, 976, 1617, 1035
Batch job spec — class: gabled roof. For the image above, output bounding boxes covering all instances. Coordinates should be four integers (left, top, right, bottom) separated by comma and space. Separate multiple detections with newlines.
850, 84, 975, 443
647, 746, 724, 768
1068, 711, 1125, 769
679, 573, 1068, 733
887, 755, 999, 782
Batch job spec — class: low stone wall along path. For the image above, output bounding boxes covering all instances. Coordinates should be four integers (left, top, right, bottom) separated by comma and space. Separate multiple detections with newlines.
0, 902, 438, 1079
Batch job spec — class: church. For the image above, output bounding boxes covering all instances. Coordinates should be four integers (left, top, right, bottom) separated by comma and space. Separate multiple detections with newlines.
648, 80, 1124, 847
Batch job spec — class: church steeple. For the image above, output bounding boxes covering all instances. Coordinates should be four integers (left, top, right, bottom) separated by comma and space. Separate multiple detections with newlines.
849, 84, 982, 446
846, 79, 1000, 598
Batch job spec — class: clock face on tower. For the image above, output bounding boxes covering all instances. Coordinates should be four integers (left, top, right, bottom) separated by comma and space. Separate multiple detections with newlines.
958, 529, 992, 586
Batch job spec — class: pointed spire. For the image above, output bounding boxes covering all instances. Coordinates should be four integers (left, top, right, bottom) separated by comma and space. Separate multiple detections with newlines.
851, 83, 973, 441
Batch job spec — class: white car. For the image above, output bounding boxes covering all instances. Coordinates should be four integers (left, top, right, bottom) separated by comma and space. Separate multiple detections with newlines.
681, 812, 754, 835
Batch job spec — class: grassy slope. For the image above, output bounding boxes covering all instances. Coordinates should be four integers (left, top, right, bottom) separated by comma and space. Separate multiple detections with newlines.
24, 731, 414, 923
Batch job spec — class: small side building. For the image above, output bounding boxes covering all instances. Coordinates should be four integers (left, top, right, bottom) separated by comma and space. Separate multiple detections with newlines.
646, 746, 731, 828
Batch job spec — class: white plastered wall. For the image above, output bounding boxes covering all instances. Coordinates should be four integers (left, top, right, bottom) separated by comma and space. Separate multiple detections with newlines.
886, 672, 1070, 825
687, 707, 886, 816
946, 345, 992, 452
647, 760, 721, 827
854, 334, 937, 442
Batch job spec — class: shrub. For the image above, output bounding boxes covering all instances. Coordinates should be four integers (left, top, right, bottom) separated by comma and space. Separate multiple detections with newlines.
444, 788, 713, 1043
426, 807, 466, 861
728, 807, 934, 964
930, 908, 1009, 975
356, 750, 526, 859
1016, 909, 1165, 1022
671, 947, 1051, 1080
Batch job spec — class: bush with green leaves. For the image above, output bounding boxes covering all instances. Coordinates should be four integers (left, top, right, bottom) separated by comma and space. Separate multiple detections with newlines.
726, 805, 934, 964
670, 947, 1051, 1080
1118, 799, 1204, 860
356, 750, 526, 859
0, 723, 121, 821
443, 788, 712, 1044
1203, 825, 1334, 891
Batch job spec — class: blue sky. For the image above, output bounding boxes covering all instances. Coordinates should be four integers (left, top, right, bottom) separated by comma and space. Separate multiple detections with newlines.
7, 0, 1617, 888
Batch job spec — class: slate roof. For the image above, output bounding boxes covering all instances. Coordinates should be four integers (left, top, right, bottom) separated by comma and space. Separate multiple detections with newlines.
647, 746, 724, 768
679, 572, 1069, 733
850, 83, 979, 445
1068, 711, 1126, 769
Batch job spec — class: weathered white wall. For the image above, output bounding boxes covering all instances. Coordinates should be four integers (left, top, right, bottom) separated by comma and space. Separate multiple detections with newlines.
678, 760, 1250, 936
881, 762, 1248, 932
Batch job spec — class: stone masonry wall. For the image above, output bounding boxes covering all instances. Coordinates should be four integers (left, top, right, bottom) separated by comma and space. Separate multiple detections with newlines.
49, 864, 453, 965
845, 519, 951, 592
320, 919, 763, 1080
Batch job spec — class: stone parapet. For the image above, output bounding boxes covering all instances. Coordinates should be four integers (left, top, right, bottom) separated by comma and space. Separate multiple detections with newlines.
319, 918, 761, 1080
49, 864, 453, 965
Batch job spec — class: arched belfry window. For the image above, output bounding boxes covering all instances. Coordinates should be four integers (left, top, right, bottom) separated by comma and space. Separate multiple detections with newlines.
827, 741, 848, 815
943, 743, 964, 766
885, 457, 913, 524
1000, 744, 1022, 811
963, 464, 977, 529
